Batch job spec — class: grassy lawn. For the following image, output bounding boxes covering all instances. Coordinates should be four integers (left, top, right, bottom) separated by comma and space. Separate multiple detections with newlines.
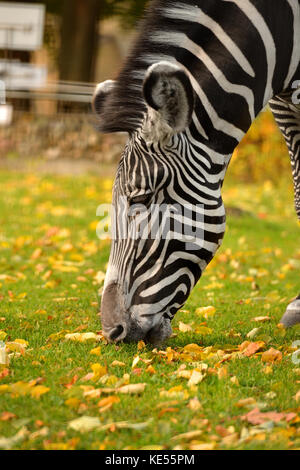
0, 169, 299, 450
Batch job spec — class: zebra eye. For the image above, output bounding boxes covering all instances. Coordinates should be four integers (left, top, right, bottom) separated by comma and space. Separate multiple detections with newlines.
128, 193, 153, 208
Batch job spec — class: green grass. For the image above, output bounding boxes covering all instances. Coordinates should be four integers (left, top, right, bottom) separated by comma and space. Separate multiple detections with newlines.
0, 170, 299, 450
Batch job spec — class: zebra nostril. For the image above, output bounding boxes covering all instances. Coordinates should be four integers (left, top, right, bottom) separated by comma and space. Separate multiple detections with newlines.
108, 324, 126, 342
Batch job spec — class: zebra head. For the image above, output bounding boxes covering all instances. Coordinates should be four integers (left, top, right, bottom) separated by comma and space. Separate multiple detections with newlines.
94, 62, 226, 345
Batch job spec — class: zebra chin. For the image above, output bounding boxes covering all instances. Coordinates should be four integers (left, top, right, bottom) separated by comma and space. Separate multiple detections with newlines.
100, 282, 172, 346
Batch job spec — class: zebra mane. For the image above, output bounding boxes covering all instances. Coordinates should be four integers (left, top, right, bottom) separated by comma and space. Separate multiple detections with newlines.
96, 0, 191, 134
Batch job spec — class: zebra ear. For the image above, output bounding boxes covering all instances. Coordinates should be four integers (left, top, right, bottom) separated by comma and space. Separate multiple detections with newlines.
92, 80, 116, 115
143, 62, 194, 134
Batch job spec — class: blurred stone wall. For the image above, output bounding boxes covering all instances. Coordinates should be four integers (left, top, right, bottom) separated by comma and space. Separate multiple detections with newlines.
0, 111, 127, 163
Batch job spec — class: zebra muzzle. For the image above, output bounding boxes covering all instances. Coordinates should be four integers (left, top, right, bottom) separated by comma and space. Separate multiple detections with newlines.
100, 282, 173, 344
100, 282, 128, 343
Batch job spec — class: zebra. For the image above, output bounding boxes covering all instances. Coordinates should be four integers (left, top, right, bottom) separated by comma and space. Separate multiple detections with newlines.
93, 0, 300, 345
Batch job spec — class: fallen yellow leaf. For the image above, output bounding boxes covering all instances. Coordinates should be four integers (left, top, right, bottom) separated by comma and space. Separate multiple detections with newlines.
68, 416, 101, 433
261, 348, 282, 363
65, 397, 81, 409
0, 427, 28, 450
0, 331, 7, 341
252, 316, 271, 322
217, 366, 228, 379
187, 397, 202, 411
188, 369, 206, 387
90, 363, 107, 381
111, 360, 126, 367
240, 341, 265, 357
30, 385, 50, 399
235, 397, 257, 408
195, 326, 213, 335
90, 346, 101, 356
137, 340, 146, 351
65, 332, 100, 343
179, 321, 193, 333
195, 306, 216, 318
117, 383, 146, 394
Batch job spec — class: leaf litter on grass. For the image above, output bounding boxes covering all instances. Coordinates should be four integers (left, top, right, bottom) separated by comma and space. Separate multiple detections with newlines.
0, 171, 299, 449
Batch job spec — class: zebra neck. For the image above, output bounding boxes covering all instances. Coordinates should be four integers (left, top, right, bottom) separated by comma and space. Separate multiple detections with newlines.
147, 1, 298, 155
99, 0, 300, 147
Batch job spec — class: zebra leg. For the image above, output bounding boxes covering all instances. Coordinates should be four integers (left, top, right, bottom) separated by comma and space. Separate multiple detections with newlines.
280, 296, 300, 327
269, 93, 300, 327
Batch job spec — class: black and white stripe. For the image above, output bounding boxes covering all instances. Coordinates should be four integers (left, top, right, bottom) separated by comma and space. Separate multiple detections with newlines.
95, 0, 300, 342
269, 92, 300, 218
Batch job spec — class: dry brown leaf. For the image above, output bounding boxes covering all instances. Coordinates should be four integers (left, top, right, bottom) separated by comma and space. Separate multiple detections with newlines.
261, 348, 282, 363
98, 419, 152, 432
252, 316, 271, 322
222, 432, 239, 446
0, 411, 16, 421
0, 427, 28, 449
0, 368, 9, 379
241, 407, 296, 425
146, 365, 156, 375
156, 400, 179, 409
158, 407, 178, 418
111, 360, 126, 367
98, 396, 120, 408
98, 396, 120, 413
137, 340, 146, 351
215, 425, 232, 437
195, 306, 216, 319
63, 375, 78, 389
235, 397, 257, 408
188, 369, 206, 387
230, 376, 239, 385
217, 366, 228, 379
246, 328, 261, 339
30, 427, 49, 441
117, 383, 146, 394
68, 416, 101, 432
188, 397, 202, 411
240, 341, 265, 357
